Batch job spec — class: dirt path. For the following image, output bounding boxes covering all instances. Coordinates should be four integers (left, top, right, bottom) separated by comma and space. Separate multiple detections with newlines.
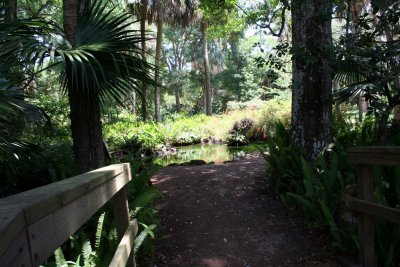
152, 154, 337, 267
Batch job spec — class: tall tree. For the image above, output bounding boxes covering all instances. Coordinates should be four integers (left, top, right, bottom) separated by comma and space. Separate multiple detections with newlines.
291, 0, 333, 158
4, 0, 17, 21
163, 25, 198, 112
154, 1, 163, 121
139, 0, 148, 121
63, 0, 103, 173
201, 20, 212, 115
61, 0, 153, 172
199, 0, 243, 115
145, 0, 199, 120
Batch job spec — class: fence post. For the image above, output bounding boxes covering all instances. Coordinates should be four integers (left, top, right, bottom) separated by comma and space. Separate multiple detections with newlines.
357, 164, 374, 267
113, 187, 136, 267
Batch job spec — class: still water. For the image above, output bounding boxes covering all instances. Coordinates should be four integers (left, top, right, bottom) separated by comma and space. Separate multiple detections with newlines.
153, 143, 259, 166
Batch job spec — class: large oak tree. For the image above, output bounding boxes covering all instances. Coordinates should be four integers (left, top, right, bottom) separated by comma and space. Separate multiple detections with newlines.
291, 0, 333, 158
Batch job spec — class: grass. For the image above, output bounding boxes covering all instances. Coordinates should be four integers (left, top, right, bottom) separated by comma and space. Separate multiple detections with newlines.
103, 98, 292, 151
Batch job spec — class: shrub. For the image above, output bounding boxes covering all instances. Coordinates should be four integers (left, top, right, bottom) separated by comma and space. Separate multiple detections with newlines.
226, 118, 255, 146
262, 121, 400, 265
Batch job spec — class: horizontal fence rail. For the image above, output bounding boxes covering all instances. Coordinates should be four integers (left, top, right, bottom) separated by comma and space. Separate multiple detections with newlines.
0, 163, 137, 267
347, 146, 400, 267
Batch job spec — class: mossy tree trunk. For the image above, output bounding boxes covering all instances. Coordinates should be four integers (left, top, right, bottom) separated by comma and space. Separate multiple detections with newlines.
291, 0, 333, 158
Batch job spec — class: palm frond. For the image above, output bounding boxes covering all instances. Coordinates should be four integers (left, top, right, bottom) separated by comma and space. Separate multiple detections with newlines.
334, 82, 375, 104
0, 79, 44, 156
59, 0, 155, 106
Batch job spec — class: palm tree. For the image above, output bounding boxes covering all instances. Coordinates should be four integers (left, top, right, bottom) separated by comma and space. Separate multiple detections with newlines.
0, 81, 43, 156
64, 0, 154, 172
136, 0, 199, 121
1, 1, 154, 172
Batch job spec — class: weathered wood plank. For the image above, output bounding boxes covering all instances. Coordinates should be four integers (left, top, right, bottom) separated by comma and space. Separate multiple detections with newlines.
357, 165, 374, 267
113, 184, 135, 267
1, 163, 130, 225
0, 163, 132, 266
109, 220, 138, 267
345, 196, 400, 225
348, 146, 400, 166
0, 205, 25, 257
27, 171, 131, 266
0, 205, 33, 266
0, 225, 33, 267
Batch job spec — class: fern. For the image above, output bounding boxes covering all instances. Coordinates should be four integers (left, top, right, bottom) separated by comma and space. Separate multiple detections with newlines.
81, 240, 93, 267
54, 248, 67, 267
132, 187, 161, 209
95, 212, 106, 251
134, 223, 157, 254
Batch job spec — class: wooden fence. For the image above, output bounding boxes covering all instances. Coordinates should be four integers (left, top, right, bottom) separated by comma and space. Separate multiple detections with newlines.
0, 163, 137, 267
346, 147, 400, 267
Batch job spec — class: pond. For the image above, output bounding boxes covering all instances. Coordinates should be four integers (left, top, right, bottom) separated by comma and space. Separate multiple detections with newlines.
153, 143, 262, 166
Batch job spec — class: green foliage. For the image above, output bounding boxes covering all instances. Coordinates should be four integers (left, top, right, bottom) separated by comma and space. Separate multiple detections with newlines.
103, 112, 211, 152
263, 120, 400, 265
262, 122, 358, 251
126, 159, 161, 265
199, 0, 244, 39
333, 2, 400, 141
0, 141, 76, 197
249, 98, 291, 141
226, 118, 254, 146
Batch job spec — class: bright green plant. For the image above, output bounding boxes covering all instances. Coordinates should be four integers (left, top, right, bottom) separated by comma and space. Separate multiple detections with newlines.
262, 122, 358, 251
226, 118, 255, 146
263, 120, 400, 265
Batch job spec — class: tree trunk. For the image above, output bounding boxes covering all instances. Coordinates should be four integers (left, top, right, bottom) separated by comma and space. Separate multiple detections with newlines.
291, 0, 333, 158
64, 0, 105, 173
63, 0, 78, 45
68, 88, 105, 173
154, 18, 163, 122
201, 20, 212, 116
175, 89, 181, 113
131, 91, 136, 115
140, 0, 148, 121
357, 94, 368, 122
4, 0, 17, 21
350, 0, 368, 122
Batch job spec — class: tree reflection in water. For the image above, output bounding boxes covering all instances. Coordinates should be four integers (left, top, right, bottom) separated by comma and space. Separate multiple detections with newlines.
154, 144, 252, 166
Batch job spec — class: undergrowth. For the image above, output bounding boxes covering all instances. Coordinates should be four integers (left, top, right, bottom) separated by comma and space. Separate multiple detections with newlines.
262, 118, 400, 266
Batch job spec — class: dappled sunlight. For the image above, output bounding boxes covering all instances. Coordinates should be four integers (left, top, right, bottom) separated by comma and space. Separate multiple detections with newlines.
151, 176, 174, 185
200, 257, 227, 267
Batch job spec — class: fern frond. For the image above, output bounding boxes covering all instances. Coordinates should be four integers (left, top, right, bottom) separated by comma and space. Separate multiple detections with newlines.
132, 187, 161, 209
134, 230, 147, 254
54, 247, 67, 266
95, 212, 106, 252
133, 224, 157, 254
81, 240, 94, 267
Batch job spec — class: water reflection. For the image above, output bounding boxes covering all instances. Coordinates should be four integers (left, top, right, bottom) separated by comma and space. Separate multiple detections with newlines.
153, 144, 254, 166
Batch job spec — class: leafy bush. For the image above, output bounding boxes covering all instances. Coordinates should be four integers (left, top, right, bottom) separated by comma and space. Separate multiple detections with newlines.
262, 122, 358, 251
226, 118, 254, 146
0, 141, 77, 197
249, 98, 291, 141
263, 121, 400, 265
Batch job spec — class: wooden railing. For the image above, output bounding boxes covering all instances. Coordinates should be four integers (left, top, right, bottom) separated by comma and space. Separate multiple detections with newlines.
346, 147, 400, 267
0, 163, 138, 267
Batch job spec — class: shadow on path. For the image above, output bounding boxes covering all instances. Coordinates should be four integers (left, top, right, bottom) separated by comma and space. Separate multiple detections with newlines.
152, 154, 336, 267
